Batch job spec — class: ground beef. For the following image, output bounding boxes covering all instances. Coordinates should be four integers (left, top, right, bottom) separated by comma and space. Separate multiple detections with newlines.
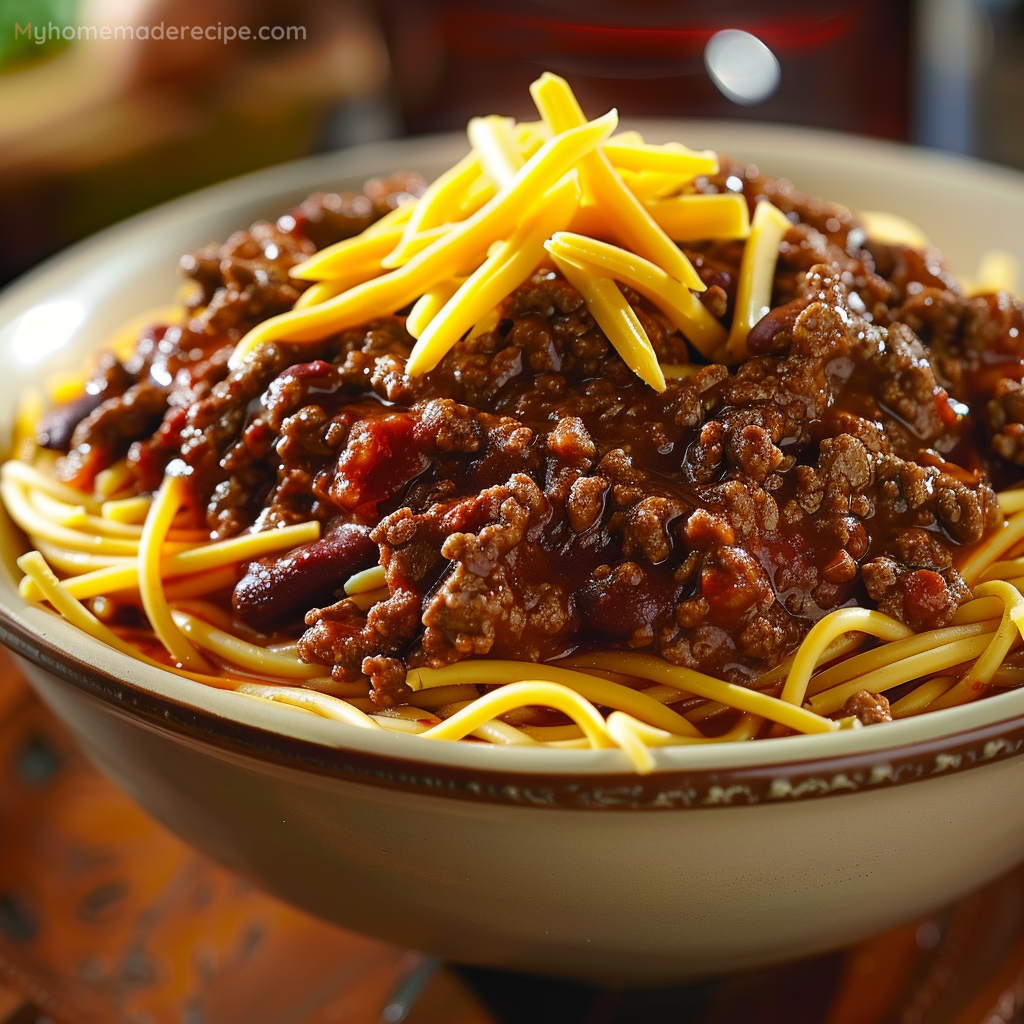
844, 690, 893, 725
41, 158, 1024, 707
218, 255, 998, 699
181, 176, 425, 340
43, 175, 420, 491
989, 378, 1024, 465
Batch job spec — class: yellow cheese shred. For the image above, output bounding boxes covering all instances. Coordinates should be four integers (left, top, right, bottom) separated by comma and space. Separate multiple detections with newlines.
405, 278, 465, 339
530, 72, 705, 292
384, 153, 484, 267
344, 564, 387, 594
615, 168, 688, 202
723, 199, 792, 362
546, 231, 726, 358
405, 172, 581, 374
468, 114, 525, 188
293, 279, 348, 311
603, 139, 718, 177
229, 110, 618, 369
289, 224, 406, 282
550, 252, 666, 392
645, 193, 751, 243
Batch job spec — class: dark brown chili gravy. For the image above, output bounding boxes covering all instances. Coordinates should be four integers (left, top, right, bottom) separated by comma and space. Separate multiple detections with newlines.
38, 161, 1024, 706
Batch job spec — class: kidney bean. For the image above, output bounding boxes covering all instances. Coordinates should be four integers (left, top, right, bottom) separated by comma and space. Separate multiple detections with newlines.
36, 393, 105, 451
232, 523, 379, 633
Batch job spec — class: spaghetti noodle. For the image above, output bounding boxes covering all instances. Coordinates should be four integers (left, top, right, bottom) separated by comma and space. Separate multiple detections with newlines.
6, 74, 1024, 774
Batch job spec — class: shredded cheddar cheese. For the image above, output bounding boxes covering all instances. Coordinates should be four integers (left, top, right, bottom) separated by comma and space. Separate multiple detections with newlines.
468, 114, 526, 188
646, 193, 751, 242
406, 173, 581, 374
545, 232, 727, 358
529, 72, 705, 292
230, 109, 617, 368
227, 72, 917, 398
724, 199, 792, 362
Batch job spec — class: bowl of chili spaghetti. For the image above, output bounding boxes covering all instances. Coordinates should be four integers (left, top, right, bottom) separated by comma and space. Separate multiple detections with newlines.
3, 76, 1024, 979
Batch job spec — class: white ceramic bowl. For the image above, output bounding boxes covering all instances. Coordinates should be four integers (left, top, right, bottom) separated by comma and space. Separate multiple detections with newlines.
3, 123, 1024, 982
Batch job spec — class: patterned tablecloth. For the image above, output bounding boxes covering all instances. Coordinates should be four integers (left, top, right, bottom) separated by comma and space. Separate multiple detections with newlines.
2, 648, 1024, 1024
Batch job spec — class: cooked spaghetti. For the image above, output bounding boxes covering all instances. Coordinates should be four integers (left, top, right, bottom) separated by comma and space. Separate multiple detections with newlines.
8, 73, 1024, 773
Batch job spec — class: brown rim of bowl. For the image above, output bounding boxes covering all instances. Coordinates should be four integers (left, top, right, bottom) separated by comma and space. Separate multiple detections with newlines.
2, 605, 1024, 811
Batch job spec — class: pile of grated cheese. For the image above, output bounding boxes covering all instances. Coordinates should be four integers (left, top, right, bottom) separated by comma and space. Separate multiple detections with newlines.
228, 73, 792, 388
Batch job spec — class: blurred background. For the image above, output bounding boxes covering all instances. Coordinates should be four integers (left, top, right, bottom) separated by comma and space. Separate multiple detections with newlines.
0, 0, 1021, 289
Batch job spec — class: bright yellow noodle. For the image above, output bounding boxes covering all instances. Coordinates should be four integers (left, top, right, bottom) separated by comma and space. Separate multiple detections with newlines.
18, 521, 320, 603
406, 659, 702, 736
960, 509, 1024, 586
781, 608, 913, 706
565, 651, 836, 734
170, 610, 327, 679
419, 680, 614, 749
138, 474, 208, 671
101, 494, 152, 523
2, 459, 103, 513
236, 683, 380, 729
890, 676, 956, 719
803, 620, 995, 699
2, 479, 144, 556
807, 634, 994, 716
924, 581, 1024, 711
17, 551, 235, 691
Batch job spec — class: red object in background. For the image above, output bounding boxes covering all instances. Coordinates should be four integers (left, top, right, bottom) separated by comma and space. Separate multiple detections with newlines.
378, 0, 912, 140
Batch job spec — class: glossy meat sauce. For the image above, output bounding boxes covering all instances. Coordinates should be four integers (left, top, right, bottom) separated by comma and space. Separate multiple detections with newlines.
41, 163, 1024, 705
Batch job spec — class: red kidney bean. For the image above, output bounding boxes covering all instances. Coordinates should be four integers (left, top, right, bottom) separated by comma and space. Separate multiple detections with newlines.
231, 522, 379, 633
